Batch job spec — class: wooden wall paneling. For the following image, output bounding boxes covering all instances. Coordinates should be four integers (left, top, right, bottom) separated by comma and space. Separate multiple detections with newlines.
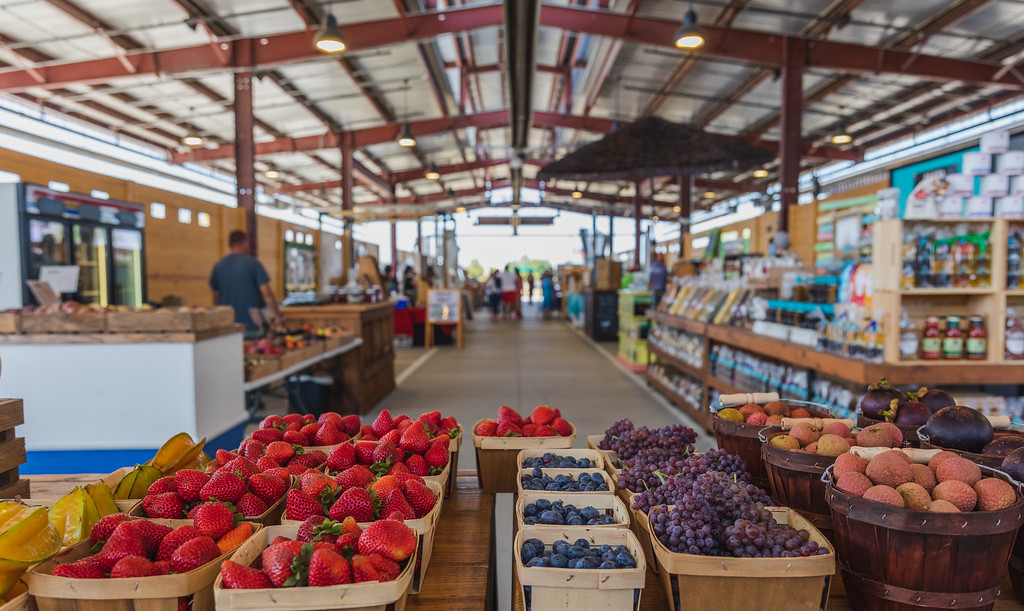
789, 203, 817, 266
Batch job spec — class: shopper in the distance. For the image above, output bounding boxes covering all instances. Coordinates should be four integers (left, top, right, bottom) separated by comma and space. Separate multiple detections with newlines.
514, 267, 524, 319
484, 270, 502, 322
526, 272, 535, 304
209, 230, 281, 331
499, 265, 517, 320
541, 270, 555, 319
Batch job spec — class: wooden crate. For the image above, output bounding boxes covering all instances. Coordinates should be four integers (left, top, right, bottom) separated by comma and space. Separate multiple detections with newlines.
514, 526, 646, 610
515, 492, 630, 530
0, 313, 20, 335
105, 309, 194, 333
190, 306, 235, 332
0, 400, 27, 500
0, 592, 36, 611
473, 420, 575, 494
650, 507, 835, 611
517, 448, 604, 472
244, 355, 282, 382
215, 525, 414, 611
25, 521, 259, 611
20, 311, 106, 334
516, 468, 613, 496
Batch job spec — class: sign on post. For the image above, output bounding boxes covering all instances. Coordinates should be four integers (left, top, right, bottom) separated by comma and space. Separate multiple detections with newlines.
426, 289, 463, 349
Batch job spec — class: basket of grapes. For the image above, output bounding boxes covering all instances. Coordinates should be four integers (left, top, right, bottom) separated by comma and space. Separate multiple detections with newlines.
593, 419, 699, 483
647, 499, 834, 610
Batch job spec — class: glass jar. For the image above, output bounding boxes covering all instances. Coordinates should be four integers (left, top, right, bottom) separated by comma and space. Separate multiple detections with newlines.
921, 315, 942, 360
1007, 310, 1024, 361
899, 309, 919, 361
966, 316, 987, 361
943, 315, 963, 360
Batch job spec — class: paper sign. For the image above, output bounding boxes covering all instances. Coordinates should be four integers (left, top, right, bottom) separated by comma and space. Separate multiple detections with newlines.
427, 289, 461, 323
39, 266, 80, 293
26, 281, 61, 306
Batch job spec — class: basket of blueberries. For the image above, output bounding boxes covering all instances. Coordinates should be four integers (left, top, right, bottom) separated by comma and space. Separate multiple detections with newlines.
518, 449, 604, 471
516, 494, 630, 529
515, 527, 646, 610
518, 468, 613, 494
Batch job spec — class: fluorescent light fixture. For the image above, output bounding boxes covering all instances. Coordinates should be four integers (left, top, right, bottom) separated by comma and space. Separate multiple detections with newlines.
305, 233, 313, 245
48, 180, 70, 192
285, 229, 294, 241
674, 9, 705, 49
178, 208, 192, 224
90, 189, 109, 200
197, 211, 211, 227
150, 202, 166, 219
753, 169, 769, 178
315, 14, 346, 53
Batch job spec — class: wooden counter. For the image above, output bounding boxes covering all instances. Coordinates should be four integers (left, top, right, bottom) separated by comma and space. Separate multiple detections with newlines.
0, 324, 243, 345
283, 302, 396, 414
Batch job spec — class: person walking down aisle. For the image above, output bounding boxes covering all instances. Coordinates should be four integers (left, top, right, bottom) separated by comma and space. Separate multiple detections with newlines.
514, 268, 525, 319
526, 273, 535, 304
499, 265, 518, 320
209, 230, 281, 331
402, 266, 417, 303
416, 267, 436, 307
541, 270, 555, 319
484, 270, 502, 322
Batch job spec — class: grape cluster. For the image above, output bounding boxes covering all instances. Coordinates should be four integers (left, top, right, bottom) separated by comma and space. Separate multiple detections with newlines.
599, 419, 635, 451
618, 449, 752, 495
722, 519, 826, 558
599, 422, 698, 461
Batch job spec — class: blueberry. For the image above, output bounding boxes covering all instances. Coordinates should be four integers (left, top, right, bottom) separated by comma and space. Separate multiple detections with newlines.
579, 556, 601, 569
525, 538, 543, 549
526, 557, 549, 567
553, 540, 570, 556
567, 545, 587, 559
602, 551, 616, 562
545, 482, 560, 491
565, 504, 578, 514
543, 452, 554, 462
598, 561, 617, 569
549, 553, 568, 568
615, 553, 635, 568
521, 544, 539, 563
567, 515, 584, 525
586, 518, 600, 525
581, 507, 599, 520
524, 503, 538, 517
614, 545, 629, 556
532, 467, 543, 479
524, 517, 537, 525
600, 544, 612, 554
551, 501, 564, 510
535, 499, 551, 511
539, 510, 561, 525
573, 538, 590, 549
579, 458, 591, 468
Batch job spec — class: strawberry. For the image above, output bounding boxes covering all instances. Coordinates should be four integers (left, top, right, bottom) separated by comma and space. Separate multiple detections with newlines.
297, 516, 341, 544
475, 420, 498, 437
303, 414, 316, 423
53, 558, 105, 579
308, 548, 350, 586
350, 555, 379, 582
393, 414, 411, 427
282, 430, 310, 446
216, 522, 254, 555
170, 536, 220, 573
286, 489, 324, 521
256, 456, 280, 472
530, 405, 555, 426
402, 480, 436, 518
399, 421, 430, 454
387, 461, 410, 476
357, 519, 417, 562
335, 465, 374, 490
301, 473, 337, 499
391, 472, 424, 488
282, 414, 304, 427
220, 560, 273, 589
336, 533, 359, 555
236, 493, 268, 518
152, 560, 172, 575
314, 421, 343, 446
326, 443, 356, 472
530, 424, 556, 437
141, 491, 185, 519
328, 487, 376, 522
404, 454, 429, 477
248, 473, 287, 504
551, 417, 572, 437
354, 442, 376, 465
359, 424, 376, 439
260, 415, 285, 430
200, 471, 246, 503
382, 489, 415, 521
498, 406, 523, 426
240, 439, 265, 461
221, 457, 260, 479
285, 463, 307, 476
261, 540, 306, 587
366, 553, 400, 581
424, 442, 449, 469
289, 452, 324, 469
369, 475, 400, 500
265, 441, 297, 465
215, 449, 237, 466
340, 415, 361, 437
522, 423, 539, 436
318, 411, 344, 428
285, 421, 301, 433
379, 429, 401, 446
148, 476, 177, 496
440, 416, 459, 432
156, 525, 202, 561
174, 470, 211, 502
415, 419, 433, 436
250, 428, 284, 444
372, 441, 402, 466
127, 520, 173, 557
418, 411, 442, 427
110, 555, 156, 578
193, 502, 237, 539
90, 513, 132, 544
266, 467, 292, 481
340, 516, 362, 537
300, 422, 321, 440
496, 421, 522, 437
96, 523, 147, 571
371, 410, 394, 437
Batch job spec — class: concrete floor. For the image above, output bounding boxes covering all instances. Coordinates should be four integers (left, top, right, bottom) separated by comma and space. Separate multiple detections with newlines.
249, 305, 716, 468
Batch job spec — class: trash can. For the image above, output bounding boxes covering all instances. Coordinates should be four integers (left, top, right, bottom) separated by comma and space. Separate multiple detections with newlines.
287, 375, 333, 418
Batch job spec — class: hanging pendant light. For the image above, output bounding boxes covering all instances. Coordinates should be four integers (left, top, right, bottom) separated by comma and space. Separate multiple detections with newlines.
315, 14, 346, 53
753, 169, 769, 178
264, 167, 280, 179
674, 6, 705, 50
425, 163, 440, 180
572, 183, 583, 199
832, 121, 852, 145
397, 124, 416, 147
182, 131, 204, 147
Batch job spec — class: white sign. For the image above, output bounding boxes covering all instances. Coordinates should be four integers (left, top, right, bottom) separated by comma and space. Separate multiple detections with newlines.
39, 266, 80, 293
427, 289, 461, 324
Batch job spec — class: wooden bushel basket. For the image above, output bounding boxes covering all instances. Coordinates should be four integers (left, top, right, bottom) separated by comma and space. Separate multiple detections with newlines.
824, 464, 1024, 611
760, 428, 838, 536
214, 525, 414, 611
857, 413, 921, 448
917, 426, 1024, 469
649, 506, 835, 611
514, 526, 646, 611
472, 420, 575, 493
25, 521, 261, 611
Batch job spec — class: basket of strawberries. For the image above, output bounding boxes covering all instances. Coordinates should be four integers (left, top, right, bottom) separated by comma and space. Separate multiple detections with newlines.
473, 406, 576, 493
350, 410, 457, 496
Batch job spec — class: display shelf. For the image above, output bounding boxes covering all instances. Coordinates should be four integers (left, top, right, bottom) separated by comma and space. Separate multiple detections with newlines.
645, 372, 713, 434
897, 287, 996, 295
1006, 290, 1024, 297
647, 309, 707, 335
706, 376, 743, 396
647, 342, 704, 381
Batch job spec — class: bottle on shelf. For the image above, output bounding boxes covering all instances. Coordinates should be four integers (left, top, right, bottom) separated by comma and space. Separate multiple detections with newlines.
916, 233, 934, 288
1008, 232, 1022, 290
973, 234, 991, 287
954, 237, 975, 288
943, 315, 963, 360
932, 235, 953, 288
1007, 309, 1024, 361
966, 315, 987, 361
921, 315, 942, 360
898, 308, 919, 361
901, 235, 917, 289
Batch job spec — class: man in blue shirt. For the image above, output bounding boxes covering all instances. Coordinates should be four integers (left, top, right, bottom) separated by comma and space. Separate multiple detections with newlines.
210, 230, 281, 330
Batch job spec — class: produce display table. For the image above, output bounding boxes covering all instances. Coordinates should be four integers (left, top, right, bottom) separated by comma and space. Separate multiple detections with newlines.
283, 302, 396, 413
0, 325, 245, 474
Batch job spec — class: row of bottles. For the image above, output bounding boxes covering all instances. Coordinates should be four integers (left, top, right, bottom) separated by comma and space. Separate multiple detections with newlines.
901, 224, 991, 289
817, 312, 884, 363
900, 311, 987, 361
1009, 231, 1022, 289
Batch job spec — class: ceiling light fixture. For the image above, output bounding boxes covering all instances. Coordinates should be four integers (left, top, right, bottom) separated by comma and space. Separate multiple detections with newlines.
674, 5, 706, 50
651, 215, 660, 221
753, 169, 769, 178
397, 124, 416, 147
703, 191, 716, 198
455, 206, 466, 212
315, 14, 346, 53
425, 163, 440, 180
832, 122, 852, 145
673, 205, 681, 212
182, 131, 203, 147
572, 183, 583, 199
264, 168, 280, 179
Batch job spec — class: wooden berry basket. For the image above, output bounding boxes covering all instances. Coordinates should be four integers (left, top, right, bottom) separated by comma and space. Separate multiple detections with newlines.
515, 492, 630, 531
648, 506, 835, 611
25, 520, 260, 611
444, 428, 462, 499
516, 448, 604, 472
759, 428, 839, 536
472, 420, 575, 494
0, 591, 35, 611
857, 413, 921, 448
916, 426, 1024, 469
626, 493, 660, 575
214, 525, 414, 611
514, 526, 646, 611
128, 476, 295, 526
279, 480, 443, 595
824, 464, 1024, 611
516, 468, 613, 496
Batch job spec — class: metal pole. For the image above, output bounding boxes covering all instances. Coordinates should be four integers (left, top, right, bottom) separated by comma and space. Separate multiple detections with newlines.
633, 181, 641, 268
233, 71, 257, 256
607, 209, 614, 259
678, 176, 691, 258
340, 133, 355, 280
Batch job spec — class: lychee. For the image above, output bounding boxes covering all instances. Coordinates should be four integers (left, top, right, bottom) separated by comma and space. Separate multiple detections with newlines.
910, 464, 937, 492
789, 423, 819, 447
856, 426, 894, 448
766, 415, 784, 425
822, 420, 851, 437
763, 401, 790, 417
974, 478, 1017, 511
927, 451, 960, 471
745, 412, 768, 426
928, 499, 960, 513
896, 482, 932, 510
932, 480, 977, 512
834, 452, 868, 476
769, 435, 800, 451
935, 456, 982, 486
739, 404, 765, 418
789, 408, 811, 419
805, 442, 818, 454
863, 485, 904, 507
817, 434, 851, 457
836, 472, 873, 497
873, 422, 904, 447
865, 451, 913, 488
717, 408, 743, 423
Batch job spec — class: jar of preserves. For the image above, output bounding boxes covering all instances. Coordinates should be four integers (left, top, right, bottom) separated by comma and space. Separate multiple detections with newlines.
966, 315, 987, 361
943, 315, 963, 360
921, 315, 942, 360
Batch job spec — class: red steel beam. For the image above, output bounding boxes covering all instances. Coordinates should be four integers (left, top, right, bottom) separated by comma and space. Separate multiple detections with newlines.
276, 159, 510, 194
0, 5, 505, 92
778, 38, 803, 232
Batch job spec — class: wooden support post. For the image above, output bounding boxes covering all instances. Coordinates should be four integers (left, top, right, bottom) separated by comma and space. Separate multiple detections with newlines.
633, 181, 641, 267
233, 71, 257, 256
778, 37, 805, 234
340, 133, 355, 279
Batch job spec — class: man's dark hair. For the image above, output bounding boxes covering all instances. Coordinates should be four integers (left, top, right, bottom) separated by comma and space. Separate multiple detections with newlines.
229, 230, 248, 247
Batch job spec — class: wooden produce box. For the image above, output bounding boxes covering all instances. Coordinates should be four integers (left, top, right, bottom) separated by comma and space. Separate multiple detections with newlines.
244, 355, 282, 382
0, 400, 28, 499
515, 492, 630, 530
473, 420, 575, 494
649, 507, 835, 611
105, 309, 194, 333
445, 428, 463, 498
516, 468, 614, 496
323, 335, 348, 351
190, 306, 236, 332
25, 521, 260, 611
279, 344, 323, 370
595, 259, 623, 291
514, 526, 646, 610
215, 524, 414, 611
0, 592, 36, 611
626, 493, 658, 575
0, 313, 20, 335
20, 311, 106, 334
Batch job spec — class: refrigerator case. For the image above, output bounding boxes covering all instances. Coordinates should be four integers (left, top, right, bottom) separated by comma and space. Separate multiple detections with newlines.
19, 183, 146, 307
